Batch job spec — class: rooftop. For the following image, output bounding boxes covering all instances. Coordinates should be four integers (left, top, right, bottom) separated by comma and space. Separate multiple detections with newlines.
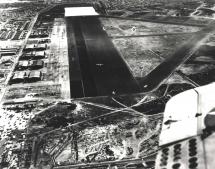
64, 7, 99, 17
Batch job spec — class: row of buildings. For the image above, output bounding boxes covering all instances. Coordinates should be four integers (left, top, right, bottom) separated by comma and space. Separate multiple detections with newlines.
10, 71, 42, 84
20, 51, 46, 60
16, 60, 44, 70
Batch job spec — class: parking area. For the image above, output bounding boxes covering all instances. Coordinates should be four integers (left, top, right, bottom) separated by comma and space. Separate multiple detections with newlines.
48, 18, 70, 99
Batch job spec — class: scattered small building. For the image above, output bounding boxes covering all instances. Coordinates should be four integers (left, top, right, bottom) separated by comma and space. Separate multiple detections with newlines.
20, 52, 32, 60
0, 51, 16, 56
33, 51, 46, 59
24, 44, 35, 52
29, 60, 44, 70
24, 43, 48, 52
17, 61, 29, 70
11, 72, 27, 83
29, 29, 49, 38
38, 39, 50, 44
17, 60, 44, 70
37, 43, 47, 50
28, 71, 42, 82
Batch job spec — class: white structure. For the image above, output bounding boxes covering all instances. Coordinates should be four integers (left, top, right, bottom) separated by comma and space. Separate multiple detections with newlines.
159, 82, 215, 146
64, 7, 99, 17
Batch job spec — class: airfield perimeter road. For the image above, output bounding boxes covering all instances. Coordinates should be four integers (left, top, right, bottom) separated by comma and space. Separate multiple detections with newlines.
66, 16, 140, 98
139, 21, 215, 92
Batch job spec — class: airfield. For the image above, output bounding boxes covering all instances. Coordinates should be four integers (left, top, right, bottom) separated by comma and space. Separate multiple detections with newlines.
0, 0, 215, 169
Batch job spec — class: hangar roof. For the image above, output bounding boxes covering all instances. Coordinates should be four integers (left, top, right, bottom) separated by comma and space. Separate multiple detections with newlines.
64, 7, 99, 17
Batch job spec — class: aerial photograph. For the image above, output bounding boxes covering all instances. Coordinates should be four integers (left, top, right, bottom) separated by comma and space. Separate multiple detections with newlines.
0, 0, 215, 168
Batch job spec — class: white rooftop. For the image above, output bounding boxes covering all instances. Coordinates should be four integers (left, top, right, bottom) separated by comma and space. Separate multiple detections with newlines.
64, 7, 99, 17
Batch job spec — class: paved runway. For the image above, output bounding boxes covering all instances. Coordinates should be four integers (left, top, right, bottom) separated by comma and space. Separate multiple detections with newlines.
139, 21, 215, 92
66, 16, 140, 98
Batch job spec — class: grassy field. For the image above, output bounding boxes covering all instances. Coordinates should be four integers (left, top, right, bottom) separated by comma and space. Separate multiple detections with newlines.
100, 17, 201, 37
112, 34, 193, 78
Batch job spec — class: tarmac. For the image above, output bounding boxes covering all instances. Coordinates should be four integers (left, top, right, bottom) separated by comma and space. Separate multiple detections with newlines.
66, 16, 140, 98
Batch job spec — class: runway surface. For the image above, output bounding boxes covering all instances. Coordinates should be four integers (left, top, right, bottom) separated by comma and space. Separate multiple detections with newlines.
66, 18, 84, 98
139, 21, 215, 92
66, 16, 140, 98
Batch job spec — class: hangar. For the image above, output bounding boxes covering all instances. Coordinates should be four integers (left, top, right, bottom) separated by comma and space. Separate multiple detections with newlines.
64, 7, 99, 17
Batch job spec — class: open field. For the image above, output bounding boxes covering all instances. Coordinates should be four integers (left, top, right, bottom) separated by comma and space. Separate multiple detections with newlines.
100, 17, 201, 37
112, 34, 193, 78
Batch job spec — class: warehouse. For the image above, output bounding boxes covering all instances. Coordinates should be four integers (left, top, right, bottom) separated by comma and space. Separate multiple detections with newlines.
33, 51, 46, 59
17, 61, 29, 70
27, 71, 42, 82
20, 52, 33, 60
24, 44, 35, 52
29, 60, 44, 70
37, 43, 47, 50
11, 72, 27, 84
0, 52, 16, 56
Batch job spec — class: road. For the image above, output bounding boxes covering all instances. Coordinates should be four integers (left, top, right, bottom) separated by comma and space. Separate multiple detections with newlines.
176, 71, 200, 87
66, 16, 140, 98
53, 158, 146, 169
139, 21, 215, 92
109, 32, 196, 39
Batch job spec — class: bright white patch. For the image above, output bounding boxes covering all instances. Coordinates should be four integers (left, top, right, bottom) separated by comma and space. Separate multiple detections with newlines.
160, 82, 215, 146
64, 7, 99, 17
